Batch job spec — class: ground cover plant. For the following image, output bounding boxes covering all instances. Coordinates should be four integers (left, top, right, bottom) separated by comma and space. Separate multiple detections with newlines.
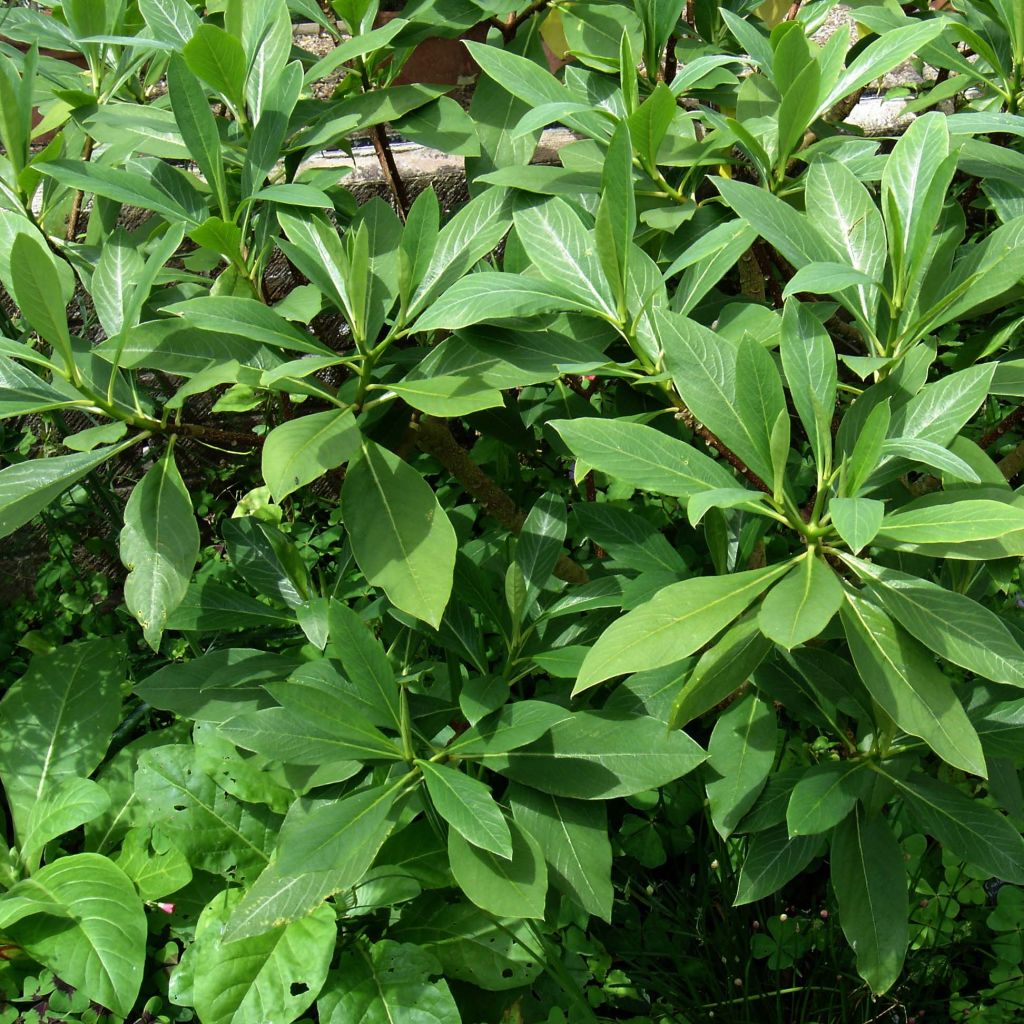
1, 0, 1024, 1021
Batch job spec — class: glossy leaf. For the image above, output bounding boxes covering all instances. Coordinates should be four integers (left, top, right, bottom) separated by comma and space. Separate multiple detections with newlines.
342, 442, 457, 628
831, 810, 908, 995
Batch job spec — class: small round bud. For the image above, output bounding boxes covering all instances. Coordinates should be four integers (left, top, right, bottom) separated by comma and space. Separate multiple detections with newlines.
819, 909, 829, 920
779, 913, 788, 923
710, 859, 719, 871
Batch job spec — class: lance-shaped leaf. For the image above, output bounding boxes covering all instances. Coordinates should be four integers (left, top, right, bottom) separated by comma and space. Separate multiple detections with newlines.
342, 441, 457, 629
485, 711, 707, 799
829, 497, 884, 553
831, 809, 908, 995
507, 784, 612, 921
846, 558, 1024, 688
733, 825, 820, 906
412, 272, 593, 331
706, 694, 777, 839
553, 418, 738, 499
262, 409, 360, 502
513, 197, 618, 318
9, 233, 74, 372
576, 562, 791, 691
327, 602, 401, 729
420, 761, 512, 858
780, 299, 837, 473
658, 309, 779, 485
168, 54, 229, 218
840, 589, 985, 776
786, 761, 867, 837
275, 783, 406, 875
120, 450, 199, 651
885, 772, 1024, 883
669, 615, 772, 729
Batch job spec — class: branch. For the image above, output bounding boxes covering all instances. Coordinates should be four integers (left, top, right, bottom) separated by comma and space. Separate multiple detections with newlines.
412, 416, 590, 584
491, 0, 551, 44
979, 403, 1024, 449
369, 124, 409, 223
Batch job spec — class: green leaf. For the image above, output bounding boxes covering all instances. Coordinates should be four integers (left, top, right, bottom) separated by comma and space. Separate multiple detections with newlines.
804, 159, 887, 325
733, 825, 820, 906
5, 855, 146, 1016
114, 825, 192, 901
342, 442, 457, 629
881, 437, 980, 482
779, 300, 837, 473
168, 54, 229, 219
390, 897, 541, 991
874, 500, 1024, 553
714, 178, 834, 269
327, 602, 402, 729
223, 517, 311, 607
781, 261, 878, 299
831, 809, 908, 995
848, 558, 1024, 688
448, 820, 547, 919
776, 60, 820, 170
0, 353, 80, 420
829, 497, 884, 553
843, 400, 891, 497
10, 233, 73, 372
706, 694, 777, 839
594, 121, 635, 312
818, 20, 945, 113
515, 492, 567, 618
139, 0, 199, 47
21, 778, 110, 872
669, 616, 772, 729
840, 590, 986, 776
180, 891, 335, 1024
164, 297, 334, 356
92, 229, 144, 338
412, 272, 593, 331
507, 784, 611, 921
758, 554, 844, 650
484, 711, 707, 799
420, 761, 511, 858
165, 578, 297, 632
134, 746, 278, 881
183, 23, 247, 110
134, 647, 295, 723
0, 640, 123, 839
40, 161, 202, 225
658, 309, 780, 485
513, 198, 617, 318
120, 450, 199, 651
262, 409, 359, 502
219, 678, 404, 766
406, 188, 513, 319
318, 941, 459, 1024
397, 95, 480, 156
387, 375, 503, 417
886, 773, 1024, 884
552, 418, 738, 499
576, 563, 791, 691
786, 761, 866, 837
881, 111, 952, 295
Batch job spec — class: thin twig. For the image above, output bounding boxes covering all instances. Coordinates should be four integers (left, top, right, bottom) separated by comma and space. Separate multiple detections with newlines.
413, 416, 590, 584
979, 403, 1024, 449
65, 135, 94, 241
369, 124, 410, 223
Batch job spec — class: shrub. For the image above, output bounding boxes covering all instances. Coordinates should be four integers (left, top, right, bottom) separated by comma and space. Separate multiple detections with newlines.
0, 0, 1023, 1021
